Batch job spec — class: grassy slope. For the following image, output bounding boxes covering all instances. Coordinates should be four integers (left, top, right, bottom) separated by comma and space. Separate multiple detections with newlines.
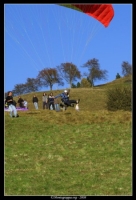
4, 75, 132, 196
12, 74, 132, 111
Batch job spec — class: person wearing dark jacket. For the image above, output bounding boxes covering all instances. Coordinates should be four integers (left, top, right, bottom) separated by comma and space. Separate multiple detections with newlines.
5, 91, 19, 117
18, 96, 24, 108
48, 92, 55, 110
32, 95, 38, 110
13, 100, 17, 107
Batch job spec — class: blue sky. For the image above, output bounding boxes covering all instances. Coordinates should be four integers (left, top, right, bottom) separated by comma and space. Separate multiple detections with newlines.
4, 4, 132, 92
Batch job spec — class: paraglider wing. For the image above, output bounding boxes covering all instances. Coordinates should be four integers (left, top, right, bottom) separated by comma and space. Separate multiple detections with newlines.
60, 4, 114, 27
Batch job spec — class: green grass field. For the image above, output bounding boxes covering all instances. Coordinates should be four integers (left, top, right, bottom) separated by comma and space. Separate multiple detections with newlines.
4, 76, 132, 196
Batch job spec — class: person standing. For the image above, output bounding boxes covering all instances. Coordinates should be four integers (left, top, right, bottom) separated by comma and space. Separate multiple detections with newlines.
5, 91, 19, 117
32, 95, 38, 110
48, 92, 55, 110
42, 93, 48, 109
54, 97, 60, 111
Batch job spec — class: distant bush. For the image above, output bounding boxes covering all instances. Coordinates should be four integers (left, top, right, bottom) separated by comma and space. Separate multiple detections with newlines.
116, 73, 121, 79
106, 87, 132, 111
71, 83, 77, 88
81, 78, 91, 88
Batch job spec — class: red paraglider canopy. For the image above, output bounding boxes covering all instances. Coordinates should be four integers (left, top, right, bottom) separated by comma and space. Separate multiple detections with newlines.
61, 4, 114, 27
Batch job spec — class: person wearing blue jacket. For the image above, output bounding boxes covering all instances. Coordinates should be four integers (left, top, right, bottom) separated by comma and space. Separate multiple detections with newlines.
54, 90, 80, 110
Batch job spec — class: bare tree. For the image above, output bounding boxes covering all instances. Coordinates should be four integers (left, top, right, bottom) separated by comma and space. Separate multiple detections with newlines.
83, 58, 108, 87
57, 62, 81, 88
12, 78, 40, 96
25, 78, 40, 93
12, 84, 27, 96
37, 68, 64, 91
122, 61, 132, 77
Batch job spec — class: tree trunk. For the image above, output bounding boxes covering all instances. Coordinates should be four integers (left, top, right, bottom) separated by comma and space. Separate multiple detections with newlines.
50, 83, 52, 91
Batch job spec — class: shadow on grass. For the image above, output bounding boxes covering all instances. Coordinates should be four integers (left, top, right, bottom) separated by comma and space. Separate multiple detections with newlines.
27, 112, 40, 114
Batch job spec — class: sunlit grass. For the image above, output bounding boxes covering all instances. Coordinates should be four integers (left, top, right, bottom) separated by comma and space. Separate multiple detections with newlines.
4, 75, 132, 195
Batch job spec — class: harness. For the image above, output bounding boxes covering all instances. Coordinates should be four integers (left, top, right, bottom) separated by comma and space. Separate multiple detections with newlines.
61, 93, 69, 102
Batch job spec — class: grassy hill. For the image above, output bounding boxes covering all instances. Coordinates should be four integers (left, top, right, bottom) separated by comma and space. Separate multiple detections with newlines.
12, 74, 132, 114
5, 75, 132, 195
94, 74, 132, 89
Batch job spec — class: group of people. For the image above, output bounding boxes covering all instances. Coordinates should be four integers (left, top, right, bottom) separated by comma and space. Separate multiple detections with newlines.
32, 90, 80, 111
5, 96, 28, 109
32, 92, 63, 111
5, 90, 80, 118
42, 92, 60, 111
5, 92, 28, 118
